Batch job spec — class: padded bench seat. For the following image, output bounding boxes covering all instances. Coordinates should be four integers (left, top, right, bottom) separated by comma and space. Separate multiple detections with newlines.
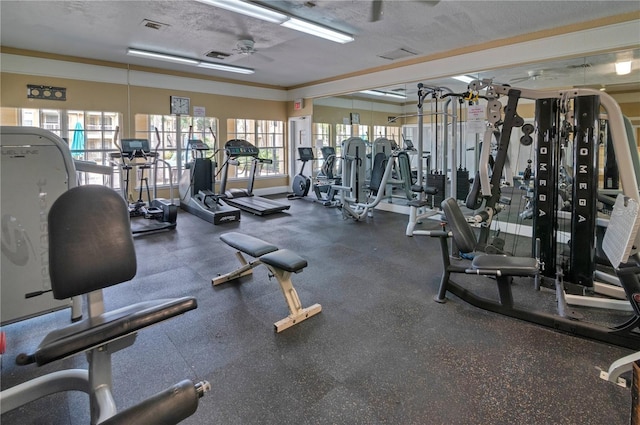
471, 255, 539, 277
215, 232, 321, 332
260, 249, 307, 273
220, 232, 278, 257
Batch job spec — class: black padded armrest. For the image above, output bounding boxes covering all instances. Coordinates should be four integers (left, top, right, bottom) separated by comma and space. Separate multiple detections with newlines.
25, 297, 197, 366
428, 231, 450, 238
424, 186, 438, 195
260, 249, 307, 273
471, 255, 538, 277
220, 232, 278, 257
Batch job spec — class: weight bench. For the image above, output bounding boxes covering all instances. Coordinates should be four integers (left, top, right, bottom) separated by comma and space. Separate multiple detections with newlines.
431, 197, 640, 350
0, 185, 209, 424
214, 232, 322, 332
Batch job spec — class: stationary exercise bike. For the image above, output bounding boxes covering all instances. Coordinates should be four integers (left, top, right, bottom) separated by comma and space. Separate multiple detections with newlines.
288, 147, 314, 199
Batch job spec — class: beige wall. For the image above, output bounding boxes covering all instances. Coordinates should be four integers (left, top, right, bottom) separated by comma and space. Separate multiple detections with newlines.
0, 71, 291, 190
2, 52, 639, 194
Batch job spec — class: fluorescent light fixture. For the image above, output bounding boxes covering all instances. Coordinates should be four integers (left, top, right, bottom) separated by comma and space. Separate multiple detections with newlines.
194, 0, 287, 24
128, 48, 255, 75
197, 61, 254, 74
127, 48, 199, 65
281, 17, 354, 44
360, 90, 406, 99
197, 0, 354, 44
452, 75, 474, 84
383, 92, 406, 100
615, 60, 632, 76
361, 90, 386, 97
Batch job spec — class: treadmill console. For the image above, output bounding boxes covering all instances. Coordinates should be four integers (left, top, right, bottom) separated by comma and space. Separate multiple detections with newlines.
187, 139, 209, 151
121, 138, 151, 158
298, 147, 315, 161
225, 139, 259, 157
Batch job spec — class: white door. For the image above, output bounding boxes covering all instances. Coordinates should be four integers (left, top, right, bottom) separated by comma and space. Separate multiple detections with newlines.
288, 116, 312, 179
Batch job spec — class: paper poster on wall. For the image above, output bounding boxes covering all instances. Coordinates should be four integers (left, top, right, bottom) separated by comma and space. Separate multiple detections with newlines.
193, 106, 205, 117
466, 104, 486, 134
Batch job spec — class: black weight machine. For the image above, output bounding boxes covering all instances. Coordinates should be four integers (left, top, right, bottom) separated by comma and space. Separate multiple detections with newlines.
177, 128, 240, 225
111, 130, 177, 234
432, 81, 640, 350
219, 139, 290, 216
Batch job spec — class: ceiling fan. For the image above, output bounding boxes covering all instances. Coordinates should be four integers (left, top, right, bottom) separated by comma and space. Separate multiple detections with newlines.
370, 0, 440, 22
225, 39, 274, 63
233, 39, 258, 56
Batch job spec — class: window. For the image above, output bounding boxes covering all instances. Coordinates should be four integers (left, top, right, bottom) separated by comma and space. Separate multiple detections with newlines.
353, 124, 370, 142
312, 123, 332, 175
335, 124, 353, 158
373, 125, 400, 146
226, 119, 285, 179
8, 108, 120, 186
134, 114, 218, 186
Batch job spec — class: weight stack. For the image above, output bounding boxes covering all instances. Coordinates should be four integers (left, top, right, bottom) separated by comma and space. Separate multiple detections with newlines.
427, 173, 446, 206
456, 168, 470, 201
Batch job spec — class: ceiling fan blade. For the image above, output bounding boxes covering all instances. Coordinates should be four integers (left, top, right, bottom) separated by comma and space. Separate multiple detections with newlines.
370, 0, 383, 22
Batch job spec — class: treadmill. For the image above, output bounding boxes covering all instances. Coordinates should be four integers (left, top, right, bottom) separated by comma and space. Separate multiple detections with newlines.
219, 139, 290, 216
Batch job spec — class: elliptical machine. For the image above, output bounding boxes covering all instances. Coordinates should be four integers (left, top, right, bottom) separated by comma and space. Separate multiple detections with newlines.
111, 128, 177, 234
288, 147, 314, 200
178, 127, 240, 225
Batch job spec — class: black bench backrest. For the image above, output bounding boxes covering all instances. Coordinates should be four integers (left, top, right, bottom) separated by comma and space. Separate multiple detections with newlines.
48, 185, 137, 299
441, 197, 477, 254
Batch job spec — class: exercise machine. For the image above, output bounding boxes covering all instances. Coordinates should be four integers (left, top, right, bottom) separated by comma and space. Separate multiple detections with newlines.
177, 129, 240, 225
219, 139, 290, 216
431, 80, 640, 349
0, 185, 208, 424
313, 146, 341, 206
0, 126, 81, 324
432, 195, 640, 350
288, 146, 314, 200
330, 137, 368, 215
111, 132, 177, 234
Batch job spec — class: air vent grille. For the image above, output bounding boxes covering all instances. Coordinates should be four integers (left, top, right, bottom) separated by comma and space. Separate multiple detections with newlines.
378, 47, 419, 61
206, 51, 231, 60
141, 19, 169, 30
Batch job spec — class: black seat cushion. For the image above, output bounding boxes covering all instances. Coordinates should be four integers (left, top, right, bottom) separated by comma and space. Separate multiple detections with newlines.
472, 255, 538, 276
260, 249, 307, 273
220, 232, 278, 258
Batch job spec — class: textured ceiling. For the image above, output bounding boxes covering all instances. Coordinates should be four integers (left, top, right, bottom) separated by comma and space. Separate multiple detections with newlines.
0, 0, 639, 95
